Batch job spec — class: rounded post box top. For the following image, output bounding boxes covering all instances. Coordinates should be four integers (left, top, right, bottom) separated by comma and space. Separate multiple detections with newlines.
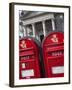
19, 37, 41, 51
42, 32, 64, 47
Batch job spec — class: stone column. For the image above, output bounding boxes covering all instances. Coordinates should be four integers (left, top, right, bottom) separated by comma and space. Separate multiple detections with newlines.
51, 19, 55, 31
23, 26, 26, 37
32, 23, 35, 37
42, 20, 46, 36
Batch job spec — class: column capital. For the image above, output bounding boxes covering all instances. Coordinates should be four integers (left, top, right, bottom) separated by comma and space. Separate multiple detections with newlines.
31, 23, 35, 26
42, 20, 46, 23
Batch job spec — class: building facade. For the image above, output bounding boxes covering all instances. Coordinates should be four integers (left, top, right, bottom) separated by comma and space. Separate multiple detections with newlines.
19, 11, 64, 42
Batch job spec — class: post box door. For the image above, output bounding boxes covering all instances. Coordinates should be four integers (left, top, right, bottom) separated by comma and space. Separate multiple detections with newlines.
42, 32, 64, 78
19, 38, 41, 79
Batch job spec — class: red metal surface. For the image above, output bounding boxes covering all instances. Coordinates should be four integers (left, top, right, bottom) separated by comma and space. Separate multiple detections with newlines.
42, 32, 64, 78
19, 38, 41, 79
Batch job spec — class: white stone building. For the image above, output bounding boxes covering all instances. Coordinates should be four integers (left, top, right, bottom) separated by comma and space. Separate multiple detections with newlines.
19, 11, 64, 42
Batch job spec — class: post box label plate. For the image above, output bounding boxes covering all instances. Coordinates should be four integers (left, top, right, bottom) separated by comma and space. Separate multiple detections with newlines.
21, 69, 34, 77
52, 66, 64, 74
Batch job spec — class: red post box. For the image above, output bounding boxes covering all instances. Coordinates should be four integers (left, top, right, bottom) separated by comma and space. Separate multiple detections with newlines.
19, 38, 41, 79
42, 32, 64, 78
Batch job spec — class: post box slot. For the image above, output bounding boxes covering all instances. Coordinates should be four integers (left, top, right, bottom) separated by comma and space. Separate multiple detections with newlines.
19, 47, 34, 51
46, 45, 64, 52
44, 42, 64, 47
47, 55, 64, 60
19, 50, 35, 56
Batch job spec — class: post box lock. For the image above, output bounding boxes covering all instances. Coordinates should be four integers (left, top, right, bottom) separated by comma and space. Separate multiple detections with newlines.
22, 63, 25, 68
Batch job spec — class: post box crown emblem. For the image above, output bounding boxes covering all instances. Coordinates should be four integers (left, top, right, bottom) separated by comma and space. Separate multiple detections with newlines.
51, 34, 58, 43
20, 40, 27, 48
43, 32, 64, 46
